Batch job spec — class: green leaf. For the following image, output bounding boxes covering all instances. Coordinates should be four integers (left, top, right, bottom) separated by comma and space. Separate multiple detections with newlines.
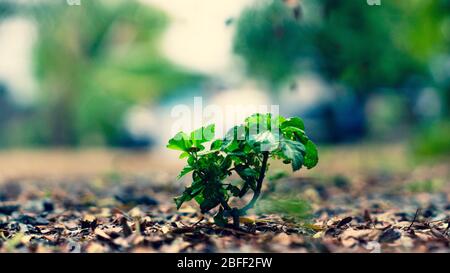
227, 184, 241, 196
194, 193, 205, 205
174, 196, 185, 210
191, 124, 215, 145
235, 165, 258, 180
199, 182, 226, 213
241, 168, 259, 178
197, 150, 219, 156
167, 132, 192, 152
251, 130, 279, 152
174, 179, 205, 209
253, 130, 275, 142
200, 197, 220, 213
177, 166, 194, 179
281, 117, 305, 131
191, 177, 206, 194
223, 139, 240, 152
280, 139, 305, 171
187, 156, 196, 166
210, 139, 223, 150
174, 188, 192, 209
179, 152, 189, 159
282, 126, 304, 137
304, 140, 318, 169
245, 113, 273, 131
229, 154, 244, 165
223, 125, 245, 149
273, 115, 286, 128
220, 156, 232, 170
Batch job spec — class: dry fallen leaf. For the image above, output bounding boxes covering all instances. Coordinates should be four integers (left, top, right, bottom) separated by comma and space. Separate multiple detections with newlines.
94, 228, 111, 241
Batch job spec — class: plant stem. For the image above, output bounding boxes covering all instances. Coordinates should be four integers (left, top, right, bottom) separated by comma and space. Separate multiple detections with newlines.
220, 199, 240, 228
238, 181, 250, 197
220, 152, 269, 228
220, 198, 232, 211
239, 151, 269, 215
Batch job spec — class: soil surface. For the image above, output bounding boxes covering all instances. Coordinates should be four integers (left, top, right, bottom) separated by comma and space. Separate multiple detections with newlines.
0, 144, 449, 253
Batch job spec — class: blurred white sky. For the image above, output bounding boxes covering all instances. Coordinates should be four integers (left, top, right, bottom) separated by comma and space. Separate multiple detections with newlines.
0, 17, 37, 106
140, 0, 255, 75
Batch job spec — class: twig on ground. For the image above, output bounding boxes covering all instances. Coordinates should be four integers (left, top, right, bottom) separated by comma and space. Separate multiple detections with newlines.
408, 208, 421, 231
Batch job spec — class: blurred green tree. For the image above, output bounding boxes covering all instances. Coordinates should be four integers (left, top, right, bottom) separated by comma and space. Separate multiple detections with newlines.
0, 1, 15, 20
234, 0, 450, 155
233, 0, 313, 88
233, 0, 448, 94
29, 0, 202, 146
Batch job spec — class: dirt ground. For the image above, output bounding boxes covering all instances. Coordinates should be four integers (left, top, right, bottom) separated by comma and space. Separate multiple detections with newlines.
0, 143, 449, 253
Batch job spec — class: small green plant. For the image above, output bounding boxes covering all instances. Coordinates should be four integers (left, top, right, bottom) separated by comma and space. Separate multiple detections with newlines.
256, 196, 312, 223
167, 113, 318, 228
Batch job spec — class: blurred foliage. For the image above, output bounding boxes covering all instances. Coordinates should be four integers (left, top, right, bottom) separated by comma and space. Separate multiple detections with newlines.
268, 170, 289, 182
3, 0, 202, 146
0, 1, 14, 20
406, 179, 444, 194
411, 120, 450, 158
234, 0, 450, 155
366, 93, 410, 139
32, 0, 202, 146
313, 0, 421, 92
233, 0, 313, 87
233, 0, 449, 93
266, 169, 289, 194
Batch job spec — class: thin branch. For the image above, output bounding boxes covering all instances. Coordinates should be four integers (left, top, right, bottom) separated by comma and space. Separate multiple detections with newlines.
238, 181, 250, 198
220, 198, 232, 211
408, 208, 421, 231
239, 151, 269, 215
